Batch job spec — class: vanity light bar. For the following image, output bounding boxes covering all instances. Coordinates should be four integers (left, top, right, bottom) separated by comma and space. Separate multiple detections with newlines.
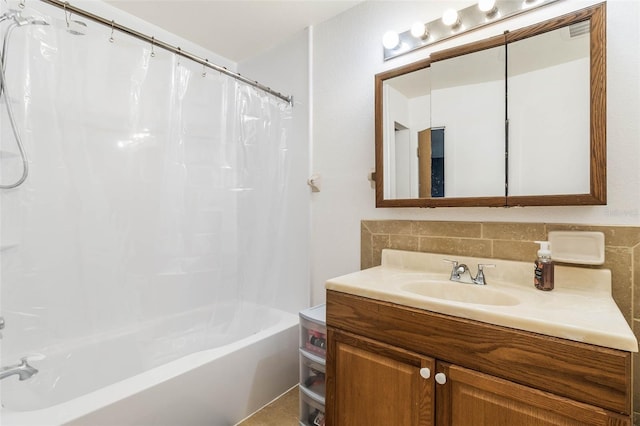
383, 0, 562, 61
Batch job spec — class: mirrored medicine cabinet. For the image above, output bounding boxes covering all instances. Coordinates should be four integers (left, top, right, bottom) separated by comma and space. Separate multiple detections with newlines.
375, 3, 606, 208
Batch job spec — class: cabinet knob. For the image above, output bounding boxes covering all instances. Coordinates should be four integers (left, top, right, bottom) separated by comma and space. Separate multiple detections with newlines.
435, 372, 447, 385
419, 367, 431, 379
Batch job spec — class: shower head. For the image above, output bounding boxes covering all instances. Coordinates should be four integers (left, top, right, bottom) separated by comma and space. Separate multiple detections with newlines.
0, 11, 25, 25
0, 11, 49, 27
1, 14, 49, 70
13, 14, 29, 26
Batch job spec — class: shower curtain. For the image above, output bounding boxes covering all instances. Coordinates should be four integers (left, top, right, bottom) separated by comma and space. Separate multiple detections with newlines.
0, 1, 294, 410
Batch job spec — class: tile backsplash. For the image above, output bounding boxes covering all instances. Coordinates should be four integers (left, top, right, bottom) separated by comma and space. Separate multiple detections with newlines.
361, 220, 640, 421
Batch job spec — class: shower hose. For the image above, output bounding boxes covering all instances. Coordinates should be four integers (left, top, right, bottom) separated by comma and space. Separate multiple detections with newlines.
0, 14, 31, 189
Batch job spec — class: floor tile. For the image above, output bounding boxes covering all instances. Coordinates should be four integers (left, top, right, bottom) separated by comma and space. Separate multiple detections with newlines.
237, 386, 299, 426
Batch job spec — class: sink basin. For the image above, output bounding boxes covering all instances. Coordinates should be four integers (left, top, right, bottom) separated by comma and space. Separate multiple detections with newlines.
401, 280, 520, 306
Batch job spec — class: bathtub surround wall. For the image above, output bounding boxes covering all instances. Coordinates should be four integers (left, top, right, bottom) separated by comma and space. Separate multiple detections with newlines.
238, 27, 312, 311
0, 0, 306, 421
361, 219, 640, 422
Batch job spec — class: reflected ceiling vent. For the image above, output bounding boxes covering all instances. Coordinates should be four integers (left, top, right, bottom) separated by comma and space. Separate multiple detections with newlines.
569, 21, 590, 38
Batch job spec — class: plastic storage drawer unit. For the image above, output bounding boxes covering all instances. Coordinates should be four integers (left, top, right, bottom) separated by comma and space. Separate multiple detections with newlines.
299, 304, 326, 426
300, 350, 325, 399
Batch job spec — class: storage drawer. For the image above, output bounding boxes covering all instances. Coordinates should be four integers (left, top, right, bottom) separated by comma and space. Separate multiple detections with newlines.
300, 387, 325, 426
300, 304, 327, 357
300, 349, 326, 399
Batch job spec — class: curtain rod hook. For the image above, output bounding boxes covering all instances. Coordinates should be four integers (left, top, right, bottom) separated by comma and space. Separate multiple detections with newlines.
202, 59, 208, 77
109, 20, 115, 43
150, 36, 156, 57
63, 2, 70, 28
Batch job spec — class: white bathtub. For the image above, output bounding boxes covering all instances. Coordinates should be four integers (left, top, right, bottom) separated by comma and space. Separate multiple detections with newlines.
0, 303, 300, 426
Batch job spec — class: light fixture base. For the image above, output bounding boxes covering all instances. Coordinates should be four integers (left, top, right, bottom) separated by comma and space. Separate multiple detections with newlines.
383, 0, 561, 61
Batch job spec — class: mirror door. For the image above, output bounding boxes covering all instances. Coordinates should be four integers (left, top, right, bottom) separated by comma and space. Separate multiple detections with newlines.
381, 64, 430, 199
507, 21, 591, 197
430, 43, 506, 199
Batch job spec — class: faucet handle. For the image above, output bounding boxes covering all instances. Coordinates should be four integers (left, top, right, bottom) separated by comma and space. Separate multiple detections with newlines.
477, 263, 495, 271
474, 263, 495, 285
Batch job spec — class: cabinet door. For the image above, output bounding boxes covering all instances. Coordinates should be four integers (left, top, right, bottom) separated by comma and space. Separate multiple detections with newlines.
435, 362, 630, 426
327, 328, 435, 426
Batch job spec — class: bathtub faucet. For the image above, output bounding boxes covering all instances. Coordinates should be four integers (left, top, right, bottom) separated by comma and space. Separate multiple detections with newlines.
0, 358, 38, 381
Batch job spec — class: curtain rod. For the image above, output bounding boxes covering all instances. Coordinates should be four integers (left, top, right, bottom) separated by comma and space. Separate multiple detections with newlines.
37, 0, 294, 106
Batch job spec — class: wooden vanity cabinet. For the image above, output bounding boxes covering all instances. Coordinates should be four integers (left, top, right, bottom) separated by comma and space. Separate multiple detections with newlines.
437, 362, 630, 426
325, 290, 632, 426
331, 328, 435, 425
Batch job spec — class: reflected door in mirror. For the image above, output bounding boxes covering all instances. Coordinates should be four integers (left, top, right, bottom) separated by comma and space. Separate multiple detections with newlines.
417, 128, 445, 198
382, 67, 430, 199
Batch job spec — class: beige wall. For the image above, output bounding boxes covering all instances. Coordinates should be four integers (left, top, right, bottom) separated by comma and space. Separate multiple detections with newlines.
361, 220, 640, 422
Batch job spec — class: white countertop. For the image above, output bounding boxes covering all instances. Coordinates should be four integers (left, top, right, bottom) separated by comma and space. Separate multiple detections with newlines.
325, 249, 638, 352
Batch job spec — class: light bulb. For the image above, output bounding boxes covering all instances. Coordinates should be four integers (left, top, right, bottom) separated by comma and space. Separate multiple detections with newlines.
382, 30, 400, 49
478, 0, 497, 12
442, 9, 460, 27
410, 22, 427, 38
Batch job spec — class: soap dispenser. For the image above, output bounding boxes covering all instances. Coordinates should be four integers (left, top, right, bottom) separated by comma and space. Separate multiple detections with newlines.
534, 241, 554, 291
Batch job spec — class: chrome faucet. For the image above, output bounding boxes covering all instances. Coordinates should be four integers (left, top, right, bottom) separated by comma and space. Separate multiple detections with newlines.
0, 358, 38, 381
444, 260, 495, 285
